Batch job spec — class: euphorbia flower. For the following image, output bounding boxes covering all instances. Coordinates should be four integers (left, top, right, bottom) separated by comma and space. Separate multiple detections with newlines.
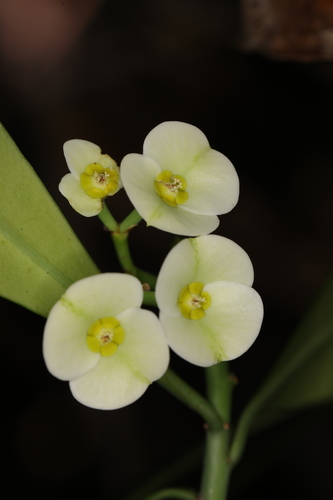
120, 121, 239, 236
43, 273, 169, 409
155, 235, 263, 366
59, 139, 121, 217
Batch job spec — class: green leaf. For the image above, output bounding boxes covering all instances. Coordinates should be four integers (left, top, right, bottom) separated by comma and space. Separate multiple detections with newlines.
0, 122, 99, 317
230, 270, 333, 464
254, 336, 333, 431
253, 270, 333, 431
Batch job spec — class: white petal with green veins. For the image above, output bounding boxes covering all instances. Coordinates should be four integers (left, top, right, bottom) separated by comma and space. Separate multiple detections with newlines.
143, 121, 210, 174
202, 281, 264, 361
69, 307, 169, 410
116, 307, 170, 382
156, 235, 255, 318
43, 298, 99, 381
62, 273, 143, 320
159, 282, 263, 366
159, 313, 218, 367
189, 235, 254, 286
180, 149, 239, 216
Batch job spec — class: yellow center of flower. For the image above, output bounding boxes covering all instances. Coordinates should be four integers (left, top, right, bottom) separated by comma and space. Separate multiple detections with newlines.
80, 163, 119, 199
178, 282, 211, 320
154, 170, 189, 207
86, 316, 125, 357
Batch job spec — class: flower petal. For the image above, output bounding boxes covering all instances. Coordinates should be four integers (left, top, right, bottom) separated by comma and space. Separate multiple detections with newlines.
120, 152, 163, 218
121, 153, 219, 236
69, 308, 169, 409
69, 356, 148, 410
62, 273, 143, 321
159, 281, 263, 366
190, 235, 254, 286
63, 139, 117, 178
59, 173, 103, 217
181, 148, 239, 215
202, 281, 264, 361
143, 121, 210, 175
155, 235, 255, 317
43, 299, 99, 381
159, 313, 215, 366
116, 307, 170, 381
156, 239, 197, 317
147, 206, 219, 237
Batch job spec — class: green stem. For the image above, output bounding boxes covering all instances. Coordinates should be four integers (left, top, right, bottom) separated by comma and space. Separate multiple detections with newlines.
119, 209, 142, 232
205, 363, 233, 422
200, 363, 233, 500
158, 368, 223, 432
98, 204, 118, 231
137, 268, 157, 289
201, 431, 230, 500
111, 231, 136, 275
99, 206, 156, 286
111, 231, 157, 288
143, 291, 157, 307
143, 488, 197, 500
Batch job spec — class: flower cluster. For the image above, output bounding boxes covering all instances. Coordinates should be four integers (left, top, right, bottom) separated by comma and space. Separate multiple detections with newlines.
46, 120, 263, 409
59, 122, 239, 236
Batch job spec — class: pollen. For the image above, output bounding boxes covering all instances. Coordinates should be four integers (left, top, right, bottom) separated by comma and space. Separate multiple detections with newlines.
86, 316, 125, 357
178, 282, 211, 320
154, 170, 189, 207
80, 162, 120, 199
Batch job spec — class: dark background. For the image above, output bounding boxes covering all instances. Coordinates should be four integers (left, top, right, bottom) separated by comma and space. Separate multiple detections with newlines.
1, 1, 333, 498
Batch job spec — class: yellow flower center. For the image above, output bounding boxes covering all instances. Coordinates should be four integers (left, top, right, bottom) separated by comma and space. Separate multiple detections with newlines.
154, 170, 189, 207
86, 316, 125, 357
178, 282, 211, 320
80, 163, 119, 199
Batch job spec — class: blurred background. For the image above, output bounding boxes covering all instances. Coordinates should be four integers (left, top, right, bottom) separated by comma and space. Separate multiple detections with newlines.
1, 0, 333, 498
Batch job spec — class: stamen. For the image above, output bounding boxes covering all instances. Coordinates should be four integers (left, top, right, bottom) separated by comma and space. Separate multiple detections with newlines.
86, 316, 125, 357
80, 163, 120, 199
154, 170, 189, 207
178, 282, 211, 320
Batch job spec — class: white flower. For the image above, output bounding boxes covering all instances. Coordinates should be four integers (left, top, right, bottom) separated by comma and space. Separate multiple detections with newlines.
120, 121, 239, 236
43, 273, 170, 409
59, 139, 121, 217
155, 235, 263, 367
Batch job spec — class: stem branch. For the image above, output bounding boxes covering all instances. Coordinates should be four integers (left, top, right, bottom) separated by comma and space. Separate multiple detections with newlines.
98, 204, 118, 231
119, 209, 142, 232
